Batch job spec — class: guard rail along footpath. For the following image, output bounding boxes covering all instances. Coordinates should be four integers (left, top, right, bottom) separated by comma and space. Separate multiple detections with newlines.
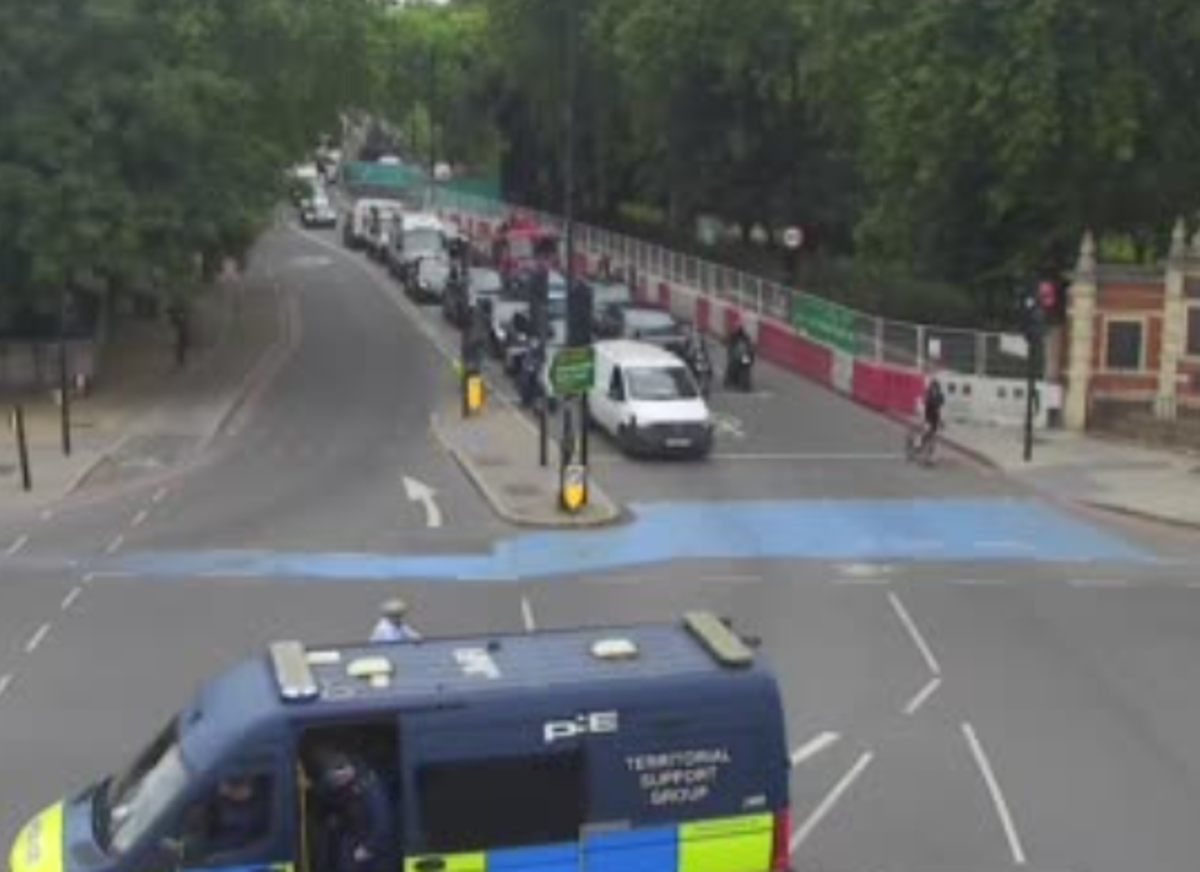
433, 190, 1062, 430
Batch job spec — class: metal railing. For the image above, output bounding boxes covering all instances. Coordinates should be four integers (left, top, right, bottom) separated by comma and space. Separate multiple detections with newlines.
434, 189, 1034, 379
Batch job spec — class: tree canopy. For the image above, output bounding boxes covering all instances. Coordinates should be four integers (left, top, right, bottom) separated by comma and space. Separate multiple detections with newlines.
0, 0, 381, 326
383, 0, 1200, 323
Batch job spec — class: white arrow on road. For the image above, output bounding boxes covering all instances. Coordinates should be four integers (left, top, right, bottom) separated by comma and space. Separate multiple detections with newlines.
403, 476, 444, 529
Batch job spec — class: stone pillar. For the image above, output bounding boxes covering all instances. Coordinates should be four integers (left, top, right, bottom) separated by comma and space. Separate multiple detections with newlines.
1156, 219, 1188, 420
1064, 232, 1098, 431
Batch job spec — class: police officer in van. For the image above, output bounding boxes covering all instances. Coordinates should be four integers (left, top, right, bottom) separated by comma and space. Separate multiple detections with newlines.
370, 599, 421, 643
305, 747, 394, 872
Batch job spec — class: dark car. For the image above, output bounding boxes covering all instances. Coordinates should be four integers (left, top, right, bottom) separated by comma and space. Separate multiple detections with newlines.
443, 267, 503, 328
596, 303, 689, 355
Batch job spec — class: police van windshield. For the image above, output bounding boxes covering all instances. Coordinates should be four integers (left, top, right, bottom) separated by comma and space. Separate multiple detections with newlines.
96, 718, 191, 856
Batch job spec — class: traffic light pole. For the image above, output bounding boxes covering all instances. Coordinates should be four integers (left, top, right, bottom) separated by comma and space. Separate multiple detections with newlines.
1023, 345, 1036, 463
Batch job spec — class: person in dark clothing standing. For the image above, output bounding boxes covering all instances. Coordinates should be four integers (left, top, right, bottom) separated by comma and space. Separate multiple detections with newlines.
305, 747, 394, 872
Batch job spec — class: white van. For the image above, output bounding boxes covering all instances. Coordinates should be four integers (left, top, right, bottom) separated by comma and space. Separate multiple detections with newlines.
589, 340, 714, 458
342, 198, 403, 251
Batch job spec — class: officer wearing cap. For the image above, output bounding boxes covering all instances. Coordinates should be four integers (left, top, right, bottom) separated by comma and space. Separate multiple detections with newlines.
370, 599, 421, 643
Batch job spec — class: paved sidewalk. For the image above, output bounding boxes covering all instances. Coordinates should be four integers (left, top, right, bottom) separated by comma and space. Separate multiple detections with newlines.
0, 274, 286, 516
432, 401, 621, 528
945, 421, 1200, 529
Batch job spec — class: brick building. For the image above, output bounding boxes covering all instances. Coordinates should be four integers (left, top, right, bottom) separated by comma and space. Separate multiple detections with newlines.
1062, 220, 1200, 447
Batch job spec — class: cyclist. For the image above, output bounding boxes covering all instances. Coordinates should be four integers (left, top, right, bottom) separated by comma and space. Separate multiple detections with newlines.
918, 376, 945, 455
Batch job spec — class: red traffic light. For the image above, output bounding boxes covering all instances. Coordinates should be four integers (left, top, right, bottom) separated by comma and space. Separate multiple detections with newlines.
1038, 280, 1057, 310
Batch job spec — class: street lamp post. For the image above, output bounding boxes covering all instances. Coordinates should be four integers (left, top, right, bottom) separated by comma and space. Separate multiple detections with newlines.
58, 290, 72, 457
563, 0, 589, 466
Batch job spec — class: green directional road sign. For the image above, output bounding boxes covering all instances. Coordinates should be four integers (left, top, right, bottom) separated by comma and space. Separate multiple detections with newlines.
549, 346, 596, 397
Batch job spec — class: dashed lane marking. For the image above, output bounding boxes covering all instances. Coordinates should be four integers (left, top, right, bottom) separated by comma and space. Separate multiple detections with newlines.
904, 676, 942, 716
0, 674, 11, 699
888, 592, 942, 677
790, 752, 874, 853
5, 534, 29, 556
520, 596, 537, 633
105, 534, 125, 555
131, 509, 150, 528
963, 721, 1028, 865
61, 587, 83, 611
790, 732, 841, 769
152, 487, 169, 504
24, 622, 51, 654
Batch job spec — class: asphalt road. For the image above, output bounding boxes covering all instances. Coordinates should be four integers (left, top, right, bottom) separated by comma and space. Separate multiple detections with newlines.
2, 220, 1200, 872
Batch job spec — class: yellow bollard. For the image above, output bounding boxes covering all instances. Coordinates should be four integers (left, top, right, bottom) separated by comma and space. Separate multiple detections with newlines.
560, 463, 588, 513
466, 373, 485, 415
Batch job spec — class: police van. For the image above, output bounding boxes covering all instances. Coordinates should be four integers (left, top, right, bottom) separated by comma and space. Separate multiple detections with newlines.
9, 613, 791, 872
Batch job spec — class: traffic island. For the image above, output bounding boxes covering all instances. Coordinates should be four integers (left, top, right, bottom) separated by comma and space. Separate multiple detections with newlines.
432, 403, 623, 529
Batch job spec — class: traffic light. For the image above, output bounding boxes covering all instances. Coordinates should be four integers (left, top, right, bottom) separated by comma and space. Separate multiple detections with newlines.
567, 278, 593, 347
529, 269, 549, 341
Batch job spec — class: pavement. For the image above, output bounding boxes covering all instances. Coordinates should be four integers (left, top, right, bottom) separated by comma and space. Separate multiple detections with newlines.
0, 268, 284, 518
944, 420, 1200, 529
2, 217, 1200, 872
432, 401, 621, 528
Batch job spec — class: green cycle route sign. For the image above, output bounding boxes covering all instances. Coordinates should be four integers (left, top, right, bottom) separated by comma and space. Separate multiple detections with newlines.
549, 346, 596, 397
789, 294, 862, 356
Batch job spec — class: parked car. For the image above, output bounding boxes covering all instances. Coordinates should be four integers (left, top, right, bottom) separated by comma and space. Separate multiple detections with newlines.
595, 302, 689, 356
443, 267, 504, 328
588, 339, 714, 458
299, 193, 337, 228
406, 255, 454, 304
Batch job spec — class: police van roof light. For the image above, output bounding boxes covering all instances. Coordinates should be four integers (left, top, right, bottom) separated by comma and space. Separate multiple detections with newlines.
269, 641, 320, 701
591, 638, 639, 661
683, 611, 755, 668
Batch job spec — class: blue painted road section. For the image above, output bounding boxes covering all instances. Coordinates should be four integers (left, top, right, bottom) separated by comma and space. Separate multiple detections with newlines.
103, 498, 1152, 582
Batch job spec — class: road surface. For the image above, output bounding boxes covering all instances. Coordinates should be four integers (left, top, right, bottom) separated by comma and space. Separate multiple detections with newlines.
1, 221, 1199, 872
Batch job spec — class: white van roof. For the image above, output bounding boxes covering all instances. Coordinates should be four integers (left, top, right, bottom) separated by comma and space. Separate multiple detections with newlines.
595, 339, 686, 368
403, 213, 444, 231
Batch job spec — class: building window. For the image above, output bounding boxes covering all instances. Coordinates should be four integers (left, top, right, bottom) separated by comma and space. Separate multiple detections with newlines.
417, 752, 586, 853
1188, 306, 1200, 358
1104, 320, 1144, 371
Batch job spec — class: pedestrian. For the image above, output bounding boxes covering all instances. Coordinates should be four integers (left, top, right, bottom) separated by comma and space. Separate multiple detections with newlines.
370, 599, 421, 643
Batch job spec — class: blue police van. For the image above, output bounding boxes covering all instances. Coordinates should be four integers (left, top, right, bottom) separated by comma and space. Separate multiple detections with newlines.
9, 613, 791, 872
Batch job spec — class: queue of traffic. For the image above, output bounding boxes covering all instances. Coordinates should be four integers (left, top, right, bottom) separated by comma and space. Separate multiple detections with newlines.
314, 177, 758, 459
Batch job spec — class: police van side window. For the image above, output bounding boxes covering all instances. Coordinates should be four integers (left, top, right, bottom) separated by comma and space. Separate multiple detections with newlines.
416, 752, 585, 852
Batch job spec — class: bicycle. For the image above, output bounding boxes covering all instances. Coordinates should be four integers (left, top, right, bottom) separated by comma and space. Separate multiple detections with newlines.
905, 420, 939, 467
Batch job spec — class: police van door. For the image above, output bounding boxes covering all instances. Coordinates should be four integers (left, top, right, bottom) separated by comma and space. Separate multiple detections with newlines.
157, 751, 293, 872
400, 707, 588, 872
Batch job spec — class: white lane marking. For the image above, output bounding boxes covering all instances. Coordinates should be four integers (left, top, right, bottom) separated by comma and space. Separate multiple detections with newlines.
837, 562, 894, 578
105, 533, 125, 555
962, 721, 1027, 865
402, 476, 444, 529
1068, 578, 1129, 589
708, 452, 902, 462
888, 592, 941, 676
520, 596, 537, 633
789, 752, 874, 853
0, 673, 11, 699
83, 571, 133, 584
25, 622, 51, 653
950, 577, 1008, 587
833, 577, 892, 587
790, 731, 841, 768
130, 509, 150, 528
977, 539, 1027, 550
39, 509, 55, 521
904, 677, 942, 715
61, 587, 83, 611
699, 574, 762, 585
152, 487, 169, 504
5, 534, 29, 556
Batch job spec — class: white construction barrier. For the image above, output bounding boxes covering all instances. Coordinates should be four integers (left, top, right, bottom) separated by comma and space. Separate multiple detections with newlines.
939, 373, 1063, 429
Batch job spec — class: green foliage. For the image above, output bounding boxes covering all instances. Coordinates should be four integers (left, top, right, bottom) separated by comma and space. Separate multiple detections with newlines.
0, 0, 382, 321
385, 0, 1200, 323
